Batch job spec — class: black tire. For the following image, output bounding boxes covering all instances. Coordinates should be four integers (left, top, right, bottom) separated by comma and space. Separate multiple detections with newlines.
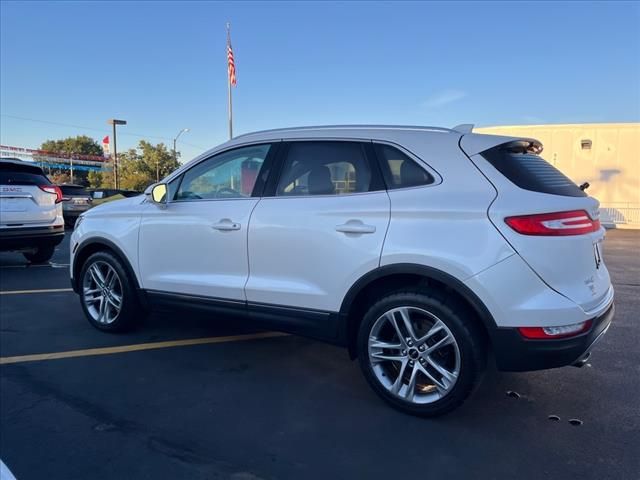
357, 289, 487, 417
78, 251, 142, 332
23, 245, 55, 264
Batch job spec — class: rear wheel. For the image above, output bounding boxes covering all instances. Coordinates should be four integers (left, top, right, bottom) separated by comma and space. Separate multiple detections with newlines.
357, 290, 486, 416
79, 251, 142, 332
23, 245, 55, 264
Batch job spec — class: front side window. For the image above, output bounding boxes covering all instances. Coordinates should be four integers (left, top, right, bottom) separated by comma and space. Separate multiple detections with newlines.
276, 141, 372, 196
175, 144, 270, 200
375, 144, 434, 189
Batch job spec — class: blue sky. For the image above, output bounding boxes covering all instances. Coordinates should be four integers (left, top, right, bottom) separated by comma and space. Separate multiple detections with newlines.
1, 1, 639, 161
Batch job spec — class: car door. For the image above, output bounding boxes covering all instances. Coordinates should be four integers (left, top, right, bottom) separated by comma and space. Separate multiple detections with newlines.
245, 140, 391, 329
138, 143, 277, 301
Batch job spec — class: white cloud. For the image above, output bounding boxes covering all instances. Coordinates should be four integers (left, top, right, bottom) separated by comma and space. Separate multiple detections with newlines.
422, 89, 468, 108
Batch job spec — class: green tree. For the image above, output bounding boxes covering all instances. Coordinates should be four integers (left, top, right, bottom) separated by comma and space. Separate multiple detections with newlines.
41, 135, 103, 156
48, 172, 72, 184
87, 168, 112, 189
39, 135, 105, 186
116, 141, 179, 192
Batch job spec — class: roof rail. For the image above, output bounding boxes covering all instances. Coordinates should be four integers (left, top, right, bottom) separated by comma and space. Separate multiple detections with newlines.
233, 124, 456, 139
452, 124, 474, 133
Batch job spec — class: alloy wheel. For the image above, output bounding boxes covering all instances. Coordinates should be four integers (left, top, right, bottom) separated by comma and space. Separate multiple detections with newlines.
368, 306, 461, 404
82, 261, 123, 325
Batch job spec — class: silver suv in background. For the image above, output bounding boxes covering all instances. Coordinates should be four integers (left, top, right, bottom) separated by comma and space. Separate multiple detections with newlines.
0, 158, 64, 263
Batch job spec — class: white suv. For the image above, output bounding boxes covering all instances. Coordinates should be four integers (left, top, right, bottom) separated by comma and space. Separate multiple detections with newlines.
70, 125, 614, 416
1, 158, 65, 263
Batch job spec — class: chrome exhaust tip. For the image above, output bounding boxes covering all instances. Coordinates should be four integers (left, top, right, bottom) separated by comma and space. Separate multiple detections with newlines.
572, 351, 591, 368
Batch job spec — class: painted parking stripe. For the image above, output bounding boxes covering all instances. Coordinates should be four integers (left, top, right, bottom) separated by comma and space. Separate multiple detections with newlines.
0, 288, 74, 295
0, 262, 69, 269
0, 331, 289, 365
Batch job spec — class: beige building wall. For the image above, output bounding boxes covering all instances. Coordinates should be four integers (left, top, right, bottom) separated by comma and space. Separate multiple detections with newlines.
476, 123, 640, 227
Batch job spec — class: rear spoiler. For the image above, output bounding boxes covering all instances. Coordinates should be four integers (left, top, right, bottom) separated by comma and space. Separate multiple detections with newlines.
459, 134, 543, 157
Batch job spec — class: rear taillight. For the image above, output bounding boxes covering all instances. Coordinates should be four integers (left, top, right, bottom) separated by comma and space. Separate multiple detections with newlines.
505, 210, 600, 236
518, 320, 593, 339
39, 185, 63, 203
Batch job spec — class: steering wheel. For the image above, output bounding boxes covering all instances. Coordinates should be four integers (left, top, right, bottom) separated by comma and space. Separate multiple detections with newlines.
216, 187, 241, 198
178, 191, 201, 200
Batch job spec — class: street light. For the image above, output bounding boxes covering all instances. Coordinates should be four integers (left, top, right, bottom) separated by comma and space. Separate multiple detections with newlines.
107, 119, 127, 189
172, 128, 189, 163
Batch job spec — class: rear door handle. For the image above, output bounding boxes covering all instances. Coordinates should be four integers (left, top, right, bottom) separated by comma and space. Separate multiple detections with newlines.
335, 221, 376, 234
212, 219, 241, 231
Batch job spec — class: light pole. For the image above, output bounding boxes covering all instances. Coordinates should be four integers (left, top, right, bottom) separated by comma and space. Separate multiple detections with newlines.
107, 119, 127, 189
169, 128, 189, 178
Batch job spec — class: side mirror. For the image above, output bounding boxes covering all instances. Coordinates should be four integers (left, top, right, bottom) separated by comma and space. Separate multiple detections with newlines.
150, 183, 168, 206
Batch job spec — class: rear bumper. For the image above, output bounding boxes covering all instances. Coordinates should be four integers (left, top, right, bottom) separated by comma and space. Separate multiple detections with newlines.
491, 302, 614, 372
0, 225, 65, 250
62, 206, 90, 218
62, 210, 86, 219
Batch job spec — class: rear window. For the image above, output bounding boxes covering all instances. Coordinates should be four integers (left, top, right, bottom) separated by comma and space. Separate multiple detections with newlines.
59, 185, 89, 196
0, 163, 50, 186
481, 147, 585, 197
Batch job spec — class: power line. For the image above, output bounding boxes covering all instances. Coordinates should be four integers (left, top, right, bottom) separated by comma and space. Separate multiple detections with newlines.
0, 114, 206, 150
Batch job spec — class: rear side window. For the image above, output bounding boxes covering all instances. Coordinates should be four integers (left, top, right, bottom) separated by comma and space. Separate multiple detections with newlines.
0, 164, 50, 186
481, 147, 585, 197
375, 144, 434, 189
276, 141, 374, 196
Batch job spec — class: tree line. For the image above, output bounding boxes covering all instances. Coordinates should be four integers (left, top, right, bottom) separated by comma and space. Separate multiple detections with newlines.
39, 135, 180, 191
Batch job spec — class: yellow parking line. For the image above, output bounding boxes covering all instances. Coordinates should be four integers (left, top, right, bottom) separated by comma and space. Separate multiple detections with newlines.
0, 288, 74, 295
0, 331, 289, 365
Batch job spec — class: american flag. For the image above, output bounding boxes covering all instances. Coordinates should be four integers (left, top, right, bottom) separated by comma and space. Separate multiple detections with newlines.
227, 38, 237, 87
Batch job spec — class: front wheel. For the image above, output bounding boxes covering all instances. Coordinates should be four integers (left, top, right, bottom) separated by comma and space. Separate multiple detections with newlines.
79, 251, 142, 332
357, 290, 486, 417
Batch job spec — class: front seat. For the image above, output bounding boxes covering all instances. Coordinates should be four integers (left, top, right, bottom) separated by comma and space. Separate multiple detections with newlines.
307, 165, 335, 195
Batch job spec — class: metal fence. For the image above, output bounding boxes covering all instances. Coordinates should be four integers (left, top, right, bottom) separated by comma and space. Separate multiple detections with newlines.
600, 203, 640, 227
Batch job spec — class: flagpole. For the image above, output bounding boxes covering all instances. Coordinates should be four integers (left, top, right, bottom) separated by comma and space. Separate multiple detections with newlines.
227, 22, 233, 140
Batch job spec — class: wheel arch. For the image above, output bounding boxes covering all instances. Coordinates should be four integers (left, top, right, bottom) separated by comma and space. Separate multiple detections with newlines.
72, 238, 141, 293
338, 263, 497, 359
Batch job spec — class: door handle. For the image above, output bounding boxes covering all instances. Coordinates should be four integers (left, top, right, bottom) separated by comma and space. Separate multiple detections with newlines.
212, 219, 241, 231
335, 221, 376, 234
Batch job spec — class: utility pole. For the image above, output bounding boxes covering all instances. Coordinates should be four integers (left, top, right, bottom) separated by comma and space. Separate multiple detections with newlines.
107, 119, 127, 189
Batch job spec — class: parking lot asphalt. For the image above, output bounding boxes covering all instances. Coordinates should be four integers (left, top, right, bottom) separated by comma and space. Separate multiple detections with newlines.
1, 229, 638, 479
